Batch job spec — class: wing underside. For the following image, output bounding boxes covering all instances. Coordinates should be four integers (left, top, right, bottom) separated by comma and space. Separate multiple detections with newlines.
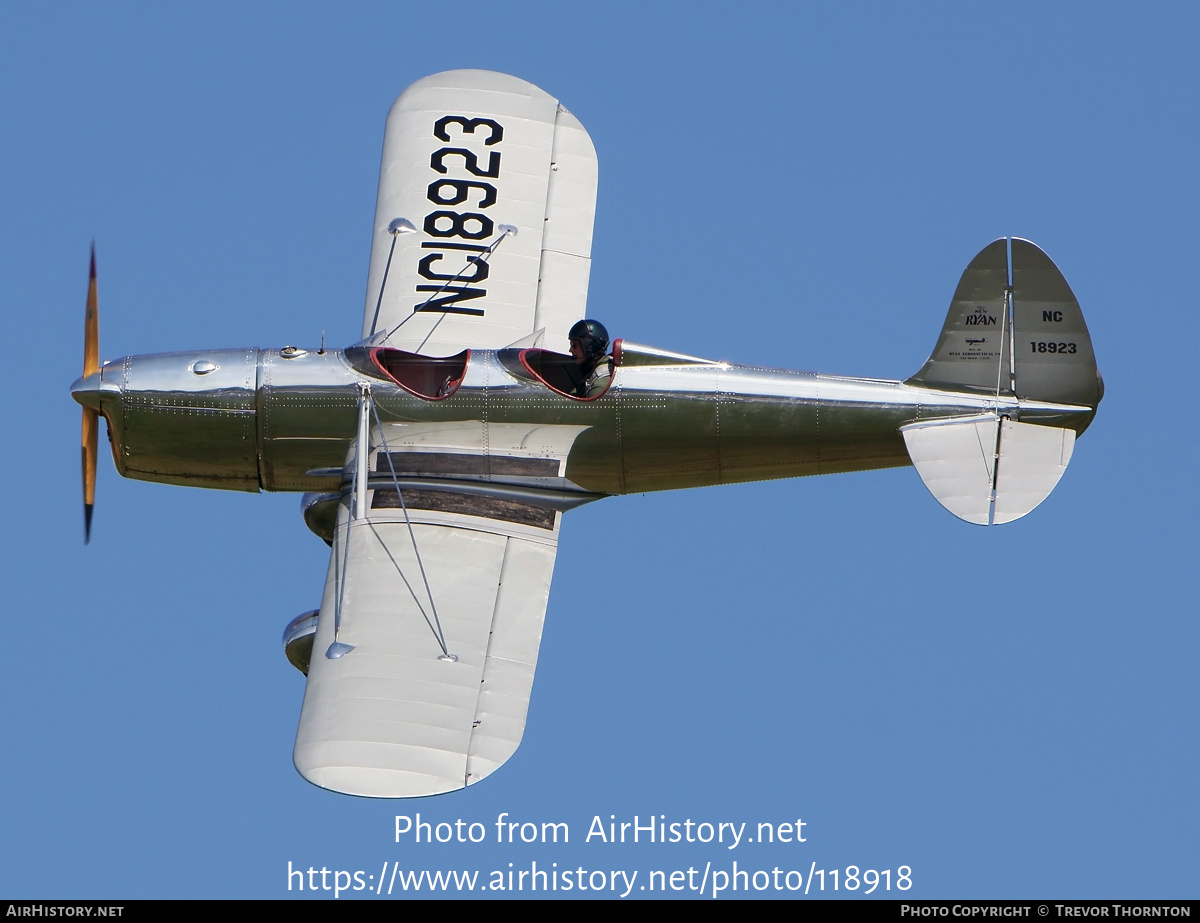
292, 411, 602, 798
294, 488, 562, 797
362, 70, 598, 356
304, 70, 600, 796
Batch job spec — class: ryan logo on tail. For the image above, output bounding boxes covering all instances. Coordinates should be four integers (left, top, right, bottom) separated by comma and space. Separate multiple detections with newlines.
71, 71, 1101, 798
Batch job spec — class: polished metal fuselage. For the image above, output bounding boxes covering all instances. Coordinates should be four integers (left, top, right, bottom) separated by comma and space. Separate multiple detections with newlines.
76, 340, 1095, 499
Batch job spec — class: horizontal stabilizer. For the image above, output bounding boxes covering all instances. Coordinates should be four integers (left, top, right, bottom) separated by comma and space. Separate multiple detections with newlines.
902, 415, 1075, 525
992, 417, 1075, 524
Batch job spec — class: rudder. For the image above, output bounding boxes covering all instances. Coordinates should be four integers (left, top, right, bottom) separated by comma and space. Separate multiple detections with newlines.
1009, 238, 1101, 407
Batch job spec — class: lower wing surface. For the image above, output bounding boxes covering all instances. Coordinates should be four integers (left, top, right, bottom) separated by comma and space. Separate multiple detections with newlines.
362, 70, 598, 356
294, 485, 562, 797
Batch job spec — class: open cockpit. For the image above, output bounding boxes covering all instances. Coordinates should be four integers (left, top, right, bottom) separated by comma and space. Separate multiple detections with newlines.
348, 341, 623, 401
366, 347, 469, 400
498, 341, 622, 400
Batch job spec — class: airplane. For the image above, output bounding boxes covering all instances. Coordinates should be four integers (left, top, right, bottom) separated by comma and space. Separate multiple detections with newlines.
71, 70, 1102, 799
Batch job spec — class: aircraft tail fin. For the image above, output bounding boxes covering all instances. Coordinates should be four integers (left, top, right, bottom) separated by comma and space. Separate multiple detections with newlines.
902, 239, 1101, 525
906, 238, 1102, 407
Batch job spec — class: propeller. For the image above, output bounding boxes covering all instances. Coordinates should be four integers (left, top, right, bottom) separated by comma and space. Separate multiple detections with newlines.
81, 243, 99, 543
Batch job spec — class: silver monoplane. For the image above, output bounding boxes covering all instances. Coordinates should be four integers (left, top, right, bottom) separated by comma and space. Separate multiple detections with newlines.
70, 71, 1102, 798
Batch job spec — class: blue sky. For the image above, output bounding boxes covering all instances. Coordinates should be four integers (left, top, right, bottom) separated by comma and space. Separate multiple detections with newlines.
2, 2, 1197, 899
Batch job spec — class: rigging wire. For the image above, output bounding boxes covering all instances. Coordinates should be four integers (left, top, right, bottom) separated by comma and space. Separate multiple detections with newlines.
370, 399, 453, 658
383, 226, 516, 347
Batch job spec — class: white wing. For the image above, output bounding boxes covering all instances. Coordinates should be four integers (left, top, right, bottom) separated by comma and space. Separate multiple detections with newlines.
362, 70, 598, 356
293, 419, 596, 798
294, 489, 562, 797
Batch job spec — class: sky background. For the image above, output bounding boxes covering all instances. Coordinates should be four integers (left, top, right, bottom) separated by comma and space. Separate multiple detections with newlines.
2, 2, 1197, 900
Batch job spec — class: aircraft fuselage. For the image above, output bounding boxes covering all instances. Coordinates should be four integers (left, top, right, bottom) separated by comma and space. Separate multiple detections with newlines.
72, 338, 1094, 501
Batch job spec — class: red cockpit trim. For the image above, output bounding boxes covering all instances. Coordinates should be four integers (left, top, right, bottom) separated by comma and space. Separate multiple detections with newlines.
518, 341, 621, 401
369, 348, 470, 401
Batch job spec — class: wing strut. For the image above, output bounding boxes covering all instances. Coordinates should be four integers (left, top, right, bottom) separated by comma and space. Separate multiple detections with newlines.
325, 381, 375, 660
369, 398, 457, 662
328, 383, 458, 660
367, 218, 417, 336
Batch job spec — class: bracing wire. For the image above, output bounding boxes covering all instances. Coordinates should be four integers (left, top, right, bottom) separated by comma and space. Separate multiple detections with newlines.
383, 227, 515, 344
370, 399, 451, 656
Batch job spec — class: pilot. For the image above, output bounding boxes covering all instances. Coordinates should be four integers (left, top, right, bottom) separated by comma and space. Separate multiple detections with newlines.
568, 319, 612, 398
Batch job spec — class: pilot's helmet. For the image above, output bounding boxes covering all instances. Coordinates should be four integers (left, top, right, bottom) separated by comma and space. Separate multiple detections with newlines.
569, 319, 610, 360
